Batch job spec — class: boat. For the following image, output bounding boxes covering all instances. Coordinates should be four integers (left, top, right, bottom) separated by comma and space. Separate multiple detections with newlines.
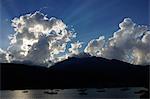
43, 90, 58, 94
22, 90, 28, 93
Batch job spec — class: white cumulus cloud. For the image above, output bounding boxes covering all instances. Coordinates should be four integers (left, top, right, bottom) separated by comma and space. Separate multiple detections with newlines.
3, 11, 78, 67
69, 41, 83, 55
0, 48, 10, 63
1, 12, 149, 66
84, 36, 105, 56
84, 18, 150, 65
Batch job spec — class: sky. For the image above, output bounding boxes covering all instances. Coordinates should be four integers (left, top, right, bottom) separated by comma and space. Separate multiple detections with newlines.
0, 0, 150, 66
0, 0, 149, 49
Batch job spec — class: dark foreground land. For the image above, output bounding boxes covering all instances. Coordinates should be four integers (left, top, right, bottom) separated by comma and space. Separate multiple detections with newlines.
1, 57, 149, 98
1, 57, 149, 90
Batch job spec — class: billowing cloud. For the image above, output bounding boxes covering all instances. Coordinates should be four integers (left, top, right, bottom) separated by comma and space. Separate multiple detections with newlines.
84, 36, 105, 56
1, 12, 149, 66
0, 48, 10, 63
69, 41, 83, 55
84, 18, 150, 65
4, 11, 78, 66
0, 48, 7, 63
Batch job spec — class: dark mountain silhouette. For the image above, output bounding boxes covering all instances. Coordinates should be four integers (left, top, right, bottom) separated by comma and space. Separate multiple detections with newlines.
1, 57, 149, 90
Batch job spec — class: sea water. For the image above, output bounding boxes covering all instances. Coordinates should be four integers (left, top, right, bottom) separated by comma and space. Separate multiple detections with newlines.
0, 87, 147, 99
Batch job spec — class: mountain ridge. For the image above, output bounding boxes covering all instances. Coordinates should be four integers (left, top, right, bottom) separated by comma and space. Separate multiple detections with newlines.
1, 56, 149, 90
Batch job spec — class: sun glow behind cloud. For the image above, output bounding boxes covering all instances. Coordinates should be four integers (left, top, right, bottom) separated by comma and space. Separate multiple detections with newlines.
0, 11, 149, 67
0, 11, 82, 67
20, 38, 38, 56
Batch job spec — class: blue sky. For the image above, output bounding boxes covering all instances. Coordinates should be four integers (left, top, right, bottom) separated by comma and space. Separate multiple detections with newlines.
0, 0, 149, 49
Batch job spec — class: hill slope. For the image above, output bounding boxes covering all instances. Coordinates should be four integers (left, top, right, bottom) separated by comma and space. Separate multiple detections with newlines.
1, 57, 149, 90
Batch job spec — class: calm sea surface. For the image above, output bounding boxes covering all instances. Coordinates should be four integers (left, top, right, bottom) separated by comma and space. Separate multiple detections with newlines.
0, 87, 147, 99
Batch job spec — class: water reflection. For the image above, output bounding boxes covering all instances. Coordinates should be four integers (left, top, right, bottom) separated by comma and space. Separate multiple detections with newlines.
0, 87, 148, 99
11, 90, 30, 99
120, 87, 130, 91
96, 88, 105, 92
77, 88, 88, 95
43, 89, 58, 95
